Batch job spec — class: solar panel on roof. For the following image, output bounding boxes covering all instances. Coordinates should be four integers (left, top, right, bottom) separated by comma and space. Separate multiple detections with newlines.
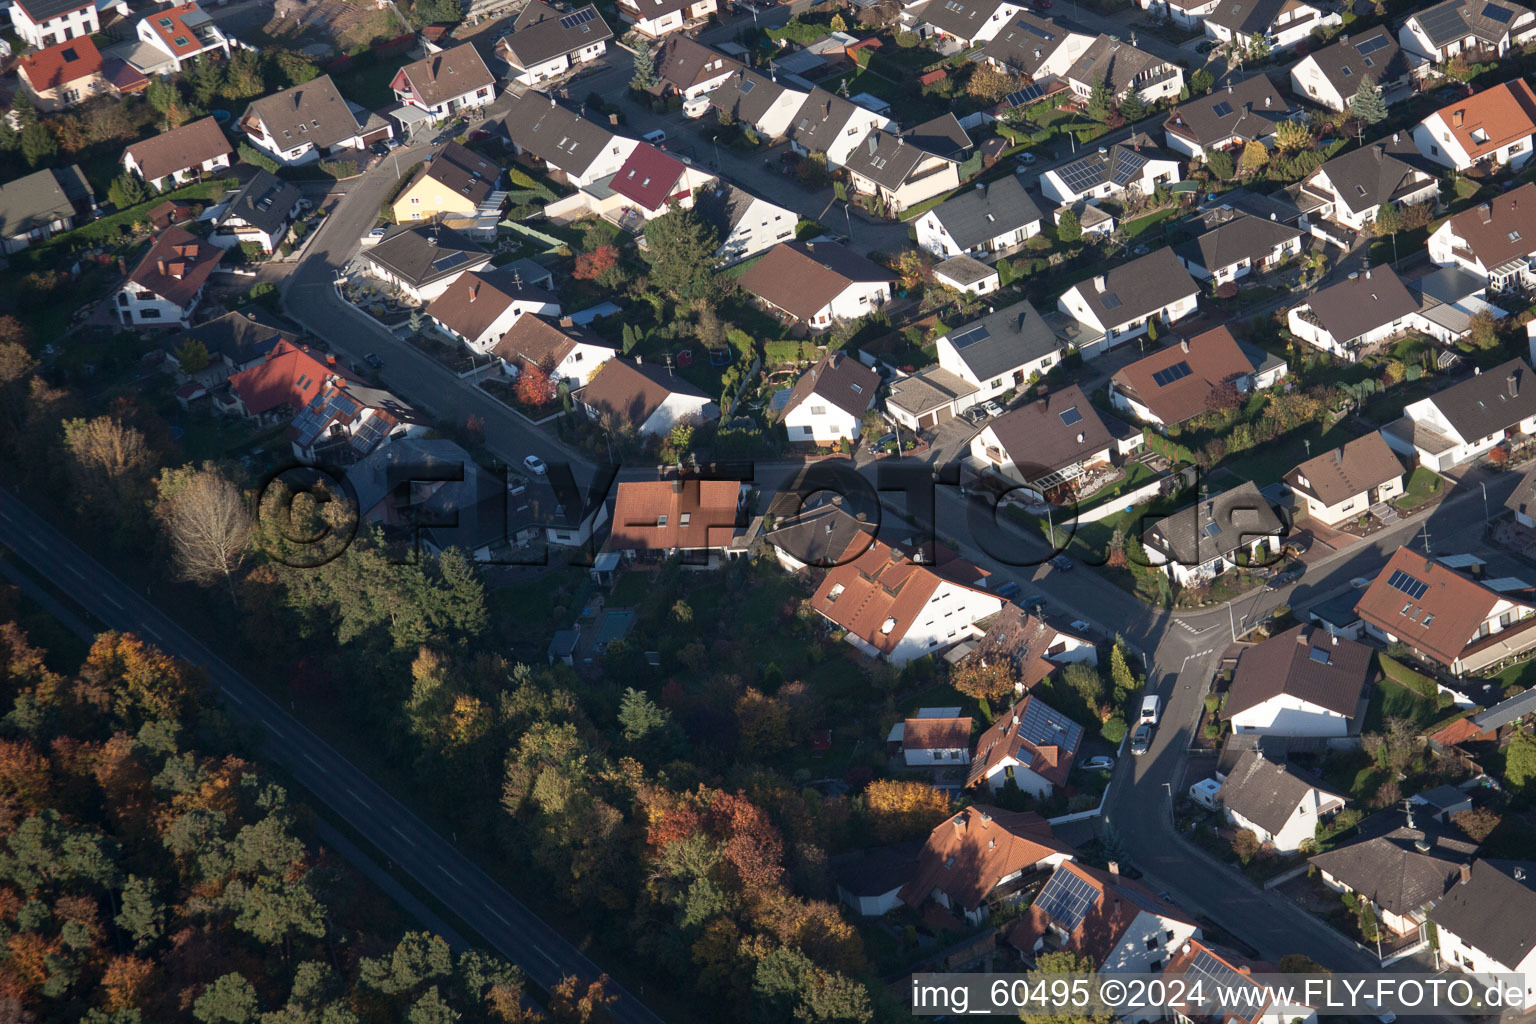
1354, 34, 1389, 55
1415, 2, 1471, 42
1059, 406, 1083, 426
1387, 568, 1428, 600
351, 414, 391, 454
1056, 157, 1107, 195
1101, 293, 1122, 310
1112, 149, 1145, 185
558, 7, 597, 26
950, 324, 991, 349
1151, 361, 1192, 387
1004, 83, 1045, 107
1016, 698, 1083, 749
1021, 21, 1055, 38
1483, 2, 1515, 21
432, 251, 470, 273
1212, 101, 1233, 117
1033, 869, 1099, 931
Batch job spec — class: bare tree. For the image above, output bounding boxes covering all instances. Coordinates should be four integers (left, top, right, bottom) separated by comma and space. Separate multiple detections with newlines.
62, 416, 153, 515
157, 466, 251, 596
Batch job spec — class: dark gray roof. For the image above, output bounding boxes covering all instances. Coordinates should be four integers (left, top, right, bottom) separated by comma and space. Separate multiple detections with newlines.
1471, 685, 1536, 731
13, 0, 91, 23
1302, 27, 1408, 100
1300, 265, 1418, 346
787, 87, 879, 155
1215, 187, 1305, 225
935, 254, 995, 286
1065, 35, 1175, 96
1428, 860, 1536, 968
835, 840, 922, 897
1224, 624, 1374, 720
500, 1, 613, 68
1307, 135, 1436, 217
1175, 212, 1301, 273
1505, 462, 1536, 525
1067, 246, 1198, 328
922, 0, 1014, 40
1221, 750, 1341, 835
1049, 131, 1179, 197
1410, 0, 1534, 47
1428, 358, 1536, 444
508, 475, 604, 533
499, 91, 621, 176
1414, 785, 1471, 812
1308, 825, 1476, 915
710, 68, 798, 129
1143, 481, 1284, 564
217, 168, 301, 237
929, 176, 1043, 250
422, 459, 512, 553
982, 10, 1079, 75
180, 308, 287, 365
652, 34, 740, 92
1165, 74, 1291, 147
942, 300, 1063, 381
362, 225, 491, 288
986, 384, 1117, 475
1414, 266, 1488, 307
781, 351, 880, 420
766, 502, 877, 567
243, 75, 362, 151
1207, 0, 1288, 35
902, 113, 973, 159
0, 166, 90, 239
844, 130, 956, 190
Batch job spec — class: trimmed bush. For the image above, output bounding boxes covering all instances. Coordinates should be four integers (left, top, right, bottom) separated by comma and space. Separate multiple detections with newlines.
1378, 653, 1437, 698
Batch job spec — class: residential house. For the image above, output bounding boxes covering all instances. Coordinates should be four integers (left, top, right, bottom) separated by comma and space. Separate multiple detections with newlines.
1355, 546, 1536, 676
1285, 432, 1406, 526
1382, 358, 1536, 470
1428, 859, 1536, 994
834, 842, 922, 918
891, 714, 974, 766
390, 141, 503, 224
241, 75, 391, 166
1134, 0, 1220, 30
1056, 247, 1200, 349
8, 0, 99, 51
1174, 210, 1303, 282
359, 225, 493, 303
737, 240, 894, 330
969, 603, 1100, 679
843, 130, 961, 215
508, 475, 611, 551
1163, 74, 1294, 159
1039, 132, 1181, 207
708, 68, 808, 141
1297, 134, 1440, 237
1290, 28, 1411, 113
1413, 79, 1536, 172
936, 300, 1066, 409
1427, 183, 1536, 293
651, 35, 741, 100
391, 43, 497, 124
499, 92, 638, 188
1007, 861, 1198, 970
1223, 624, 1375, 736
345, 438, 504, 553
967, 693, 1083, 798
211, 169, 302, 254
934, 255, 999, 295
1399, 0, 1536, 63
286, 377, 420, 464
689, 182, 797, 267
1161, 940, 1319, 1024
981, 10, 1096, 78
786, 87, 892, 167
115, 226, 222, 326
1202, 0, 1341, 50
424, 267, 561, 354
970, 384, 1135, 500
596, 142, 716, 224
1410, 785, 1474, 824
1061, 36, 1185, 107
915, 176, 1043, 259
495, 1, 612, 87
574, 357, 719, 437
1310, 819, 1477, 935
135, 3, 231, 73
812, 535, 1005, 664
1109, 326, 1285, 429
166, 307, 288, 406
225, 338, 342, 419
604, 478, 744, 560
1286, 265, 1420, 359
899, 807, 1074, 925
16, 36, 107, 112
920, 0, 1026, 46
1508, 462, 1536, 526
763, 500, 876, 572
0, 165, 94, 255
616, 0, 717, 37
886, 368, 981, 432
1142, 481, 1285, 587
121, 117, 232, 191
1220, 750, 1346, 853
491, 313, 615, 387
780, 351, 880, 444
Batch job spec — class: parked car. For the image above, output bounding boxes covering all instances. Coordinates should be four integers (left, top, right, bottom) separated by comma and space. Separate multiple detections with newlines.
370, 141, 389, 157
1017, 151, 1038, 166
363, 352, 384, 369
642, 129, 668, 144
1050, 555, 1072, 571
1350, 576, 1372, 588
523, 455, 548, 475
982, 400, 1005, 417
1195, 39, 1219, 55
1083, 755, 1115, 772
1266, 566, 1304, 589
1069, 619, 1092, 633
1131, 724, 1152, 756
386, 137, 402, 150
995, 581, 1022, 600
1022, 594, 1047, 613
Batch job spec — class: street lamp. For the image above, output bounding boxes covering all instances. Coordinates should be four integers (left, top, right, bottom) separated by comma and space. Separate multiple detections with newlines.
1481, 481, 1489, 525
844, 201, 854, 244
711, 134, 721, 170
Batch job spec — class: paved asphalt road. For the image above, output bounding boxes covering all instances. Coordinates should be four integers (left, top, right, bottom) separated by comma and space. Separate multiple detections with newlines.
0, 489, 665, 1024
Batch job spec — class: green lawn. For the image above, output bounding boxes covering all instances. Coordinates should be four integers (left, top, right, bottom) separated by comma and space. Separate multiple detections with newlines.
1122, 207, 1180, 239
1214, 418, 1367, 491
1362, 676, 1451, 733
331, 56, 409, 111
1393, 466, 1444, 510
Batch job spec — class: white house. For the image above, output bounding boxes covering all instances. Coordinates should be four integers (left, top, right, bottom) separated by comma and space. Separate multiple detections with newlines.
1428, 183, 1536, 293
1174, 211, 1302, 283
1202, 0, 1340, 52
934, 255, 999, 296
651, 35, 740, 100
1399, 0, 1536, 63
1413, 79, 1536, 172
920, 0, 1026, 46
966, 693, 1083, 799
915, 176, 1043, 259
708, 68, 809, 141
1284, 431, 1405, 526
1297, 134, 1440, 235
1286, 265, 1419, 360
1290, 28, 1411, 114
1222, 625, 1375, 737
1142, 482, 1284, 588
843, 130, 960, 216
785, 88, 892, 168
9, 0, 99, 51
1311, 825, 1476, 937
780, 351, 881, 445
1134, 0, 1219, 31
1219, 750, 1346, 853
970, 384, 1136, 500
1061, 36, 1185, 107
210, 169, 302, 254
690, 182, 796, 267
1382, 357, 1536, 471
499, 92, 638, 189
738, 240, 893, 331
115, 226, 223, 326
135, 3, 231, 73
890, 712, 974, 766
1057, 247, 1200, 350
494, 2, 612, 88
493, 313, 615, 387
616, 0, 717, 37
424, 268, 561, 354
391, 44, 497, 124
936, 300, 1064, 410
1011, 861, 1199, 972
575, 357, 719, 438
899, 806, 1075, 925
122, 117, 232, 192
1163, 74, 1294, 159
1040, 132, 1181, 206
980, 10, 1097, 78
359, 225, 493, 303
240, 75, 391, 166
1429, 859, 1536, 1002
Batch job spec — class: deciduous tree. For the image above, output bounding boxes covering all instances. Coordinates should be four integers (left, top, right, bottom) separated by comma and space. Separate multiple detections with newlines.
862, 779, 950, 843
950, 658, 1017, 702
514, 362, 557, 407
154, 465, 251, 593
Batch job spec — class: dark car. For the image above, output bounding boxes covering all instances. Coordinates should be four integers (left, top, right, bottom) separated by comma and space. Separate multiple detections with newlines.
1266, 566, 1304, 589
1022, 594, 1047, 613
1050, 555, 1073, 571
370, 141, 389, 157
995, 581, 1022, 600
364, 352, 384, 370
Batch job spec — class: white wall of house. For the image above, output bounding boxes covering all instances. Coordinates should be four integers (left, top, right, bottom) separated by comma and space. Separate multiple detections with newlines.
1145, 534, 1277, 587
1294, 476, 1404, 525
440, 300, 560, 354
803, 279, 893, 329
1393, 393, 1536, 469
836, 883, 904, 918
1315, 870, 1421, 935
637, 392, 716, 437
746, 88, 810, 140
926, 0, 1025, 44
1437, 924, 1536, 996
11, 1, 98, 49
850, 157, 960, 215
563, 136, 639, 188
885, 581, 1006, 665
1041, 155, 1180, 206
1135, 0, 1219, 31
125, 150, 232, 191
714, 194, 796, 265
1100, 911, 1201, 973
1057, 286, 1198, 347
822, 109, 894, 167
508, 41, 607, 86
1204, 1, 1338, 48
1229, 694, 1353, 737
916, 211, 1041, 259
971, 427, 1111, 494
1289, 58, 1351, 112
1415, 115, 1534, 172
1226, 793, 1327, 854
977, 757, 1057, 799
243, 123, 322, 166
116, 282, 198, 326
137, 16, 230, 72
785, 402, 863, 443
620, 0, 716, 36
1286, 305, 1407, 361
937, 336, 1061, 406
1182, 236, 1300, 282
903, 744, 970, 767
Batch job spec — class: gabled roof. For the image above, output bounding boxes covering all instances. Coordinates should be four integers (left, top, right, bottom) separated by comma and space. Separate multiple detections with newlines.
362, 225, 491, 289
1064, 35, 1171, 95
1005, 860, 1191, 964
1409, 0, 1534, 47
491, 312, 608, 369
984, 383, 1117, 475
609, 142, 688, 211
18, 36, 102, 92
498, 1, 613, 68
12, 0, 91, 22
1428, 859, 1536, 969
141, 4, 216, 58
942, 300, 1063, 381
928, 176, 1043, 250
230, 338, 347, 415
1423, 357, 1536, 444
737, 241, 893, 323
394, 43, 496, 108
180, 308, 287, 366
1111, 326, 1257, 426
426, 267, 557, 343
786, 87, 882, 155
414, 141, 503, 207
125, 225, 223, 308
1285, 431, 1404, 507
1165, 74, 1290, 146
967, 693, 1082, 789
1425, 80, 1536, 162
1308, 823, 1476, 915
764, 502, 876, 567
620, 0, 693, 20
1297, 264, 1417, 345
217, 168, 301, 236
1048, 131, 1180, 197
1064, 246, 1198, 327
652, 35, 741, 91
243, 75, 361, 151
1439, 182, 1536, 269
1142, 481, 1284, 564
709, 68, 801, 128
0, 166, 91, 240
1353, 547, 1516, 667
1301, 27, 1408, 99
903, 716, 973, 750
923, 0, 1014, 40
1161, 940, 1274, 1024
1221, 749, 1343, 835
781, 351, 880, 421
575, 357, 713, 428
902, 113, 973, 159
499, 92, 623, 176
1306, 134, 1436, 217
1175, 212, 1301, 273
606, 479, 741, 552
968, 604, 1078, 689
1207, 0, 1293, 35
981, 10, 1079, 75
123, 117, 232, 183
1505, 461, 1536, 523
843, 130, 951, 191
899, 806, 1070, 913
1223, 624, 1374, 721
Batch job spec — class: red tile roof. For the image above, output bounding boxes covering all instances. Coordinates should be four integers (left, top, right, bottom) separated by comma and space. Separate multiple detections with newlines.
1004, 861, 1191, 963
1111, 326, 1254, 426
899, 806, 1069, 914
1354, 548, 1522, 668
609, 143, 688, 212
143, 4, 208, 57
229, 339, 345, 415
124, 226, 223, 310
902, 716, 973, 750
1430, 80, 1536, 162
606, 479, 742, 552
18, 36, 102, 93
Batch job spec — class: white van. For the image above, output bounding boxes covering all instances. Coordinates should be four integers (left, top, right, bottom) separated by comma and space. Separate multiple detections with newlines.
642, 129, 668, 144
1140, 695, 1161, 727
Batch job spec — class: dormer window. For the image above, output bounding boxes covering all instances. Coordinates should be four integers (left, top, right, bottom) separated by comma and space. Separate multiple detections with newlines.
656, 514, 668, 526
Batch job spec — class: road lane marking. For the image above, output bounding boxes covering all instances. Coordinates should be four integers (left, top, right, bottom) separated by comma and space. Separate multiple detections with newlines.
304, 753, 326, 773
103, 593, 123, 609
390, 825, 415, 847
140, 625, 163, 641
225, 690, 245, 705
66, 565, 83, 578
347, 788, 371, 809
483, 903, 510, 926
532, 946, 559, 967
263, 720, 285, 738
438, 864, 461, 886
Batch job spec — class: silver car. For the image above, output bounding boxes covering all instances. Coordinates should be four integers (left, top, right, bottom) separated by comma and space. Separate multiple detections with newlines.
1131, 724, 1152, 756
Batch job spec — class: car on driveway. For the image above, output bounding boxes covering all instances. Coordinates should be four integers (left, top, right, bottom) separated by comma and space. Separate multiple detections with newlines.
1195, 39, 1219, 55
370, 141, 389, 157
363, 352, 384, 369
983, 399, 1005, 417
1350, 576, 1371, 588
1131, 724, 1152, 756
1017, 151, 1038, 166
523, 455, 548, 475
1083, 755, 1115, 772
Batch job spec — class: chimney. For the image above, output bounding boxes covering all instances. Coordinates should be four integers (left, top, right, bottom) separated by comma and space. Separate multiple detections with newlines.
1459, 863, 1472, 885
559, 316, 574, 327
1509, 372, 1519, 398
672, 477, 683, 493
326, 354, 336, 367
1093, 274, 1106, 292
1334, 446, 1343, 464
1453, 108, 1465, 127
1180, 338, 1189, 353
1374, 144, 1384, 162
1107, 861, 1120, 875
156, 259, 166, 275
1478, 203, 1493, 224
469, 283, 479, 302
